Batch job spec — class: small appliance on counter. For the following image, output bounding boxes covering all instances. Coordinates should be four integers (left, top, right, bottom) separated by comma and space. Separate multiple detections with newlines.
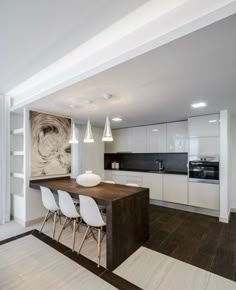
112, 162, 119, 169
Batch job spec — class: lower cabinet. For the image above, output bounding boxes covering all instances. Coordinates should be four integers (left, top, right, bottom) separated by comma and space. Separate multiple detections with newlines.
143, 173, 163, 200
163, 174, 188, 204
188, 182, 219, 210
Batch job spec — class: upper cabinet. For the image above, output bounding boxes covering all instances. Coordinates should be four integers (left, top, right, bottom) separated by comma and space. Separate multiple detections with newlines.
188, 114, 219, 137
147, 124, 167, 153
132, 126, 147, 153
106, 128, 133, 153
166, 121, 188, 152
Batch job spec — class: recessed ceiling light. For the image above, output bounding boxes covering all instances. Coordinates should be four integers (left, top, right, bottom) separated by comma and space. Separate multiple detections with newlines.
112, 117, 122, 122
191, 102, 207, 108
208, 119, 217, 123
152, 128, 159, 132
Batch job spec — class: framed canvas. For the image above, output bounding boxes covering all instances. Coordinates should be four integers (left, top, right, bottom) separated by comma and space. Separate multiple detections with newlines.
30, 111, 71, 178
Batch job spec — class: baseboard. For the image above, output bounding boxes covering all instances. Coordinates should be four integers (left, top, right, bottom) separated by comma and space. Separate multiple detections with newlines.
12, 216, 44, 227
25, 216, 44, 227
150, 199, 220, 217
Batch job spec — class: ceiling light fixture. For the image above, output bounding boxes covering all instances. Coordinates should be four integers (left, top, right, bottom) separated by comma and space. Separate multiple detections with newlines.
102, 116, 113, 142
84, 119, 94, 143
112, 117, 122, 122
69, 120, 79, 144
152, 128, 159, 132
191, 102, 207, 108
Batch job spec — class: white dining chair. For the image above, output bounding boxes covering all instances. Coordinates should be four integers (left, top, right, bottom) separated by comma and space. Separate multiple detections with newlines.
77, 195, 106, 267
126, 183, 139, 187
40, 186, 60, 240
57, 190, 80, 252
104, 180, 115, 184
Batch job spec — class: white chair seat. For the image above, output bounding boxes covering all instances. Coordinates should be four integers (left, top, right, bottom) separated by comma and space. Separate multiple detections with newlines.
126, 183, 139, 187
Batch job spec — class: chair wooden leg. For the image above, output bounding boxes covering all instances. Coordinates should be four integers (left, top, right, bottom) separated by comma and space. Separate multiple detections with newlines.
58, 217, 68, 242
40, 210, 50, 233
97, 228, 101, 268
77, 225, 90, 255
52, 211, 57, 240
72, 219, 77, 252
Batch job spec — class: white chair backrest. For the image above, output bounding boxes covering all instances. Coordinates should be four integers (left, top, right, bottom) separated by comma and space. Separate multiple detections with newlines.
40, 186, 59, 211
58, 190, 79, 218
79, 195, 105, 227
126, 183, 139, 187
104, 180, 115, 184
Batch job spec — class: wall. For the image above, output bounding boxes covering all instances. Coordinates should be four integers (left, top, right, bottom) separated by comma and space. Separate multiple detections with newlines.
229, 113, 236, 210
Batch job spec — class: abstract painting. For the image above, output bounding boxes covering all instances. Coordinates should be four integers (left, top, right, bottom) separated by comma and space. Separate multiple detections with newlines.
30, 111, 71, 178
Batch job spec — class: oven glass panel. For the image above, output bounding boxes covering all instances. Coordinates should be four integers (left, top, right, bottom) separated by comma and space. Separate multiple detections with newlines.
189, 161, 219, 180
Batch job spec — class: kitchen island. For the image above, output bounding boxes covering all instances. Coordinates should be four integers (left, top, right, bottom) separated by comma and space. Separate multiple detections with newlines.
30, 178, 149, 271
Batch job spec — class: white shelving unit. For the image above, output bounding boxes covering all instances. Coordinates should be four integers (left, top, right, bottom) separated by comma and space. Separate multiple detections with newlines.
10, 112, 26, 223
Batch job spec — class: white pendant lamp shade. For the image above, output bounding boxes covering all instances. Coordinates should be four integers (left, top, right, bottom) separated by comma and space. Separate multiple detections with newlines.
102, 116, 113, 142
69, 121, 78, 144
84, 119, 94, 143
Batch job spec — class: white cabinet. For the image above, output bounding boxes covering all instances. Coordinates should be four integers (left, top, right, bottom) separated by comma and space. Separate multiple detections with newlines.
188, 114, 219, 137
163, 174, 188, 204
189, 137, 219, 156
105, 128, 133, 153
188, 182, 219, 210
111, 171, 127, 184
143, 173, 163, 200
167, 121, 188, 152
132, 126, 147, 153
104, 170, 112, 181
147, 124, 167, 153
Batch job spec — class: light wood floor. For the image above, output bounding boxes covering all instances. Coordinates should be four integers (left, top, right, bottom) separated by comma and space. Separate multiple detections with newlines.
0, 234, 114, 290
1, 220, 236, 290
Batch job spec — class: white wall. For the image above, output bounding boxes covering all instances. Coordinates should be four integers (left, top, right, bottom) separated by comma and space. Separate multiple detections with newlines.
229, 113, 236, 210
220, 110, 230, 222
79, 125, 104, 179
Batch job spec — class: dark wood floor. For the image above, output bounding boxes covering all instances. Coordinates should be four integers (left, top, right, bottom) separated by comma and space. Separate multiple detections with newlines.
144, 205, 236, 281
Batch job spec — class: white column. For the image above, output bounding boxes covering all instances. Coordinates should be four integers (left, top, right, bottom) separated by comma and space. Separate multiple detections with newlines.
0, 95, 10, 224
219, 110, 230, 223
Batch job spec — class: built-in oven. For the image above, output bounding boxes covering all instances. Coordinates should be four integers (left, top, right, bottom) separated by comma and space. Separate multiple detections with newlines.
188, 156, 219, 184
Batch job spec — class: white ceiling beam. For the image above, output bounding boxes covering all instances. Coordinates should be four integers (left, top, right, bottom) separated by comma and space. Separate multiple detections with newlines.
9, 0, 236, 110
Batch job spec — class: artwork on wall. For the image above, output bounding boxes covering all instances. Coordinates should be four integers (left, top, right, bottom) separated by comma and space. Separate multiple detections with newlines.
30, 111, 72, 178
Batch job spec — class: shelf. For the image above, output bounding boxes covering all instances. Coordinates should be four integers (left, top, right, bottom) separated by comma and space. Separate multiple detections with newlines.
11, 172, 24, 179
11, 128, 24, 135
11, 151, 24, 156
11, 192, 24, 198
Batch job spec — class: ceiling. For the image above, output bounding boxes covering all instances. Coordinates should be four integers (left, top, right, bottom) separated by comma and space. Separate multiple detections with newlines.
0, 0, 147, 93
27, 14, 236, 128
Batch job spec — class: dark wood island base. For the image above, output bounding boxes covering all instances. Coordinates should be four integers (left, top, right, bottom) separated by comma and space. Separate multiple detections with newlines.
30, 178, 149, 271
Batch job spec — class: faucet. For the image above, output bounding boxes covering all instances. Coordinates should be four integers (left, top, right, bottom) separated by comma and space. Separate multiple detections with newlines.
156, 160, 164, 171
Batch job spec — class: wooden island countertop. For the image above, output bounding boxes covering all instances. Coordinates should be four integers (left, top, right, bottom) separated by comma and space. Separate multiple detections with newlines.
30, 177, 149, 271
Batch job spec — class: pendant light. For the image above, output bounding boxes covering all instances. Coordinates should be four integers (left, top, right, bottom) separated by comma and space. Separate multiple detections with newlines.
84, 119, 94, 143
69, 120, 78, 144
102, 116, 113, 142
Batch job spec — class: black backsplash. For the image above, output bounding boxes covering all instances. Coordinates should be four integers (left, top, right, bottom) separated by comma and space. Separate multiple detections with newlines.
104, 153, 188, 173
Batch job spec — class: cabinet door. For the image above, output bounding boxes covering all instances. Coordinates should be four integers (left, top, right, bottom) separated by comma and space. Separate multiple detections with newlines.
112, 172, 127, 184
104, 170, 112, 181
188, 182, 219, 210
105, 130, 116, 153
189, 137, 219, 156
147, 124, 167, 153
167, 121, 188, 152
163, 174, 188, 204
143, 173, 163, 200
115, 128, 133, 153
132, 126, 147, 153
188, 114, 219, 137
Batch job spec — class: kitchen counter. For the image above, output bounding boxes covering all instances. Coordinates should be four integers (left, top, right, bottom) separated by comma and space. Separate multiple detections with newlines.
104, 168, 188, 175
30, 178, 149, 271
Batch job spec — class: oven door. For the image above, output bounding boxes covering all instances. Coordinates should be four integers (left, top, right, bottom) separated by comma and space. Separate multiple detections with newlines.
189, 161, 219, 184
